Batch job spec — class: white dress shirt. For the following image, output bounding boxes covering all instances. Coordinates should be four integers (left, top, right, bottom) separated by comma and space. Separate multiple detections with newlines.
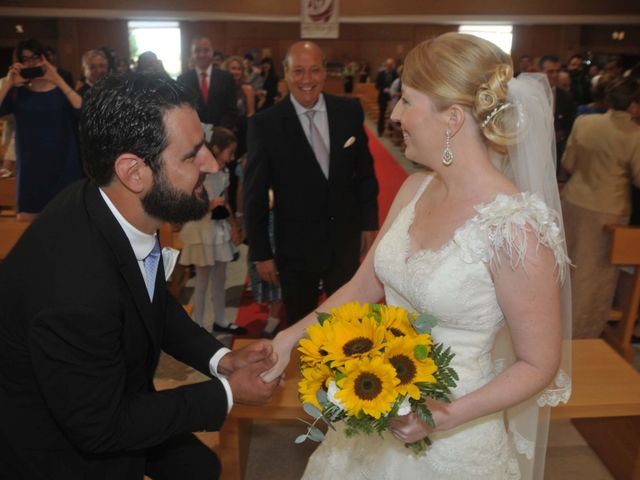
99, 189, 233, 412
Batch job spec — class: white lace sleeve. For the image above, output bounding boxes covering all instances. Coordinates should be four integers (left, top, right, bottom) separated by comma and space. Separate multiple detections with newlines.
459, 193, 571, 283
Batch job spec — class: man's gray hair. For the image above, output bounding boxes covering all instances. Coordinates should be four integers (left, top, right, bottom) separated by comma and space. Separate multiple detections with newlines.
82, 49, 107, 68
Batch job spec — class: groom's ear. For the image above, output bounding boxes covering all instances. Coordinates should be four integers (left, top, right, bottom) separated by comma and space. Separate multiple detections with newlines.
446, 104, 465, 136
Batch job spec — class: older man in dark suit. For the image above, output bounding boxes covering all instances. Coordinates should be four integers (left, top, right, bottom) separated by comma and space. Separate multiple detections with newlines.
244, 41, 379, 330
177, 36, 238, 130
0, 74, 280, 480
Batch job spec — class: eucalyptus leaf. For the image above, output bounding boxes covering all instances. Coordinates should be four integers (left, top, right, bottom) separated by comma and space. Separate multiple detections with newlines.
411, 313, 438, 334
316, 389, 329, 405
307, 426, 325, 442
303, 402, 323, 419
316, 312, 331, 325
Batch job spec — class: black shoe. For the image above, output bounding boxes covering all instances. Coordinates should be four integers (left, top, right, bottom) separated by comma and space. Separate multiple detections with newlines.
213, 323, 248, 335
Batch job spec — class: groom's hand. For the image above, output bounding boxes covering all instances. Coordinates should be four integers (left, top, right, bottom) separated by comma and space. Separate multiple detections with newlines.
218, 339, 275, 376
227, 354, 282, 405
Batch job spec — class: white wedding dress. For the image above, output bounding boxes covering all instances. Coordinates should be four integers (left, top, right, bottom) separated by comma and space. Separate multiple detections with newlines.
302, 174, 570, 480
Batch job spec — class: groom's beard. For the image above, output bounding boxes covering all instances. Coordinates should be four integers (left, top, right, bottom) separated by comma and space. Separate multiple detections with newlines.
142, 170, 209, 224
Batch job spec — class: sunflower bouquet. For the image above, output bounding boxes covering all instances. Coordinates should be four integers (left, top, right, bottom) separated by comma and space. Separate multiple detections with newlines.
296, 302, 458, 454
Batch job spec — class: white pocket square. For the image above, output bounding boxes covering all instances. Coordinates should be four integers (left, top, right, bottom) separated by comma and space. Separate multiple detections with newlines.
343, 136, 356, 148
162, 247, 180, 280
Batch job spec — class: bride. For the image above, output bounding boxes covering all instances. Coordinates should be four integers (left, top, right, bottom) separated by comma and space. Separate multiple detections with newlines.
266, 33, 571, 479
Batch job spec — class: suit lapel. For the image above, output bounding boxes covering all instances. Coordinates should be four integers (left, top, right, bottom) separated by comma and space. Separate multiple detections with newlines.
282, 96, 317, 172
325, 94, 343, 181
84, 183, 160, 354
282, 95, 331, 181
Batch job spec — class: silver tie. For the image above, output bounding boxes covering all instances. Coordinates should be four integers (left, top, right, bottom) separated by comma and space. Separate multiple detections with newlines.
305, 110, 330, 178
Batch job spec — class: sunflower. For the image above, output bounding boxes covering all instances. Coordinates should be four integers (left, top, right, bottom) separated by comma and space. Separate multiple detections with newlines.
384, 335, 437, 399
329, 301, 372, 323
299, 363, 333, 409
379, 305, 417, 340
299, 322, 331, 366
335, 356, 400, 419
323, 316, 385, 366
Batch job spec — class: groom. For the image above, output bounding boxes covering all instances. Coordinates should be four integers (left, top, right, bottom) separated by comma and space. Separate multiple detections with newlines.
0, 73, 280, 480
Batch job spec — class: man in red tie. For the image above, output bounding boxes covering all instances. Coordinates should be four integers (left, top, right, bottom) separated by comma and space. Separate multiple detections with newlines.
177, 36, 238, 131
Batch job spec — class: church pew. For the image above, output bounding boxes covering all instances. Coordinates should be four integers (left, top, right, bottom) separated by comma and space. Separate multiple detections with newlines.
604, 225, 640, 363
0, 177, 16, 209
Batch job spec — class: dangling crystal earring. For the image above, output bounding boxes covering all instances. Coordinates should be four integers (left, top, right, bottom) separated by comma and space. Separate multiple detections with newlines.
442, 128, 453, 166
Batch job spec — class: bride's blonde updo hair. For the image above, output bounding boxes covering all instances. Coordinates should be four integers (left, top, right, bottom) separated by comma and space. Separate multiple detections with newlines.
402, 32, 518, 152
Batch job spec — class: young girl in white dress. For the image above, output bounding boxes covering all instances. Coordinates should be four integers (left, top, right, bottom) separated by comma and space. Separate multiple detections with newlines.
179, 127, 245, 334
265, 33, 572, 479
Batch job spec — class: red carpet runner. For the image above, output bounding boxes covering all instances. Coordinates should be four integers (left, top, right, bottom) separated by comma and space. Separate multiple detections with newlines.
234, 126, 408, 336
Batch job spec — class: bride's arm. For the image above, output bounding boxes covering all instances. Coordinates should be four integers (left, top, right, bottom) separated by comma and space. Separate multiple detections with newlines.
391, 231, 562, 441
262, 172, 431, 381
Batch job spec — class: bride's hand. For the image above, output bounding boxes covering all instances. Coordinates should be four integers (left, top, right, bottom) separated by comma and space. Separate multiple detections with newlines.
390, 399, 451, 443
260, 330, 296, 383
389, 413, 434, 444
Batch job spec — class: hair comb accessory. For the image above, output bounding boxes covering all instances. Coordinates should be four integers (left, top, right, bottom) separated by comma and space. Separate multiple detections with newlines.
481, 102, 512, 128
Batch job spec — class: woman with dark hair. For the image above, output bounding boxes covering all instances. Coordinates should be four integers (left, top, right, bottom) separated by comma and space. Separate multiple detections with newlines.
0, 38, 82, 219
258, 57, 280, 111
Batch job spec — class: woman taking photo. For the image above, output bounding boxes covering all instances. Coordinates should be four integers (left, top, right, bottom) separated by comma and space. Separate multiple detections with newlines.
0, 38, 82, 220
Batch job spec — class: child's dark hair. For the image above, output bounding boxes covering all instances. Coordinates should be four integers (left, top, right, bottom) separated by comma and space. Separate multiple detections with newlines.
208, 127, 237, 152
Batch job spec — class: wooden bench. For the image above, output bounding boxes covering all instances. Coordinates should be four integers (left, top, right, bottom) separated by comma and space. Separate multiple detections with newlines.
0, 176, 16, 210
353, 82, 379, 120
214, 338, 640, 480
553, 339, 640, 480
604, 225, 640, 363
0, 217, 29, 259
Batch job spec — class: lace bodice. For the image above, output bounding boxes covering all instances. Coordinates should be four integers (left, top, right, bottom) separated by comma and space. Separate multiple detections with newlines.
376, 175, 568, 327
301, 174, 570, 480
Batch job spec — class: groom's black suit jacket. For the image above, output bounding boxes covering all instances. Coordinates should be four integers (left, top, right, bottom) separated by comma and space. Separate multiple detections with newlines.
244, 93, 379, 274
0, 180, 228, 479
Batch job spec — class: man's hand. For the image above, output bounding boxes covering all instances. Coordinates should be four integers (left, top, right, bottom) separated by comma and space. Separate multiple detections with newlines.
256, 259, 279, 285
360, 230, 377, 256
227, 356, 282, 406
218, 339, 274, 376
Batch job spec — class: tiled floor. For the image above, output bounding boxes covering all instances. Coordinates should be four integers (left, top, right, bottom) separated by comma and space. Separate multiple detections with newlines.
155, 117, 639, 479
